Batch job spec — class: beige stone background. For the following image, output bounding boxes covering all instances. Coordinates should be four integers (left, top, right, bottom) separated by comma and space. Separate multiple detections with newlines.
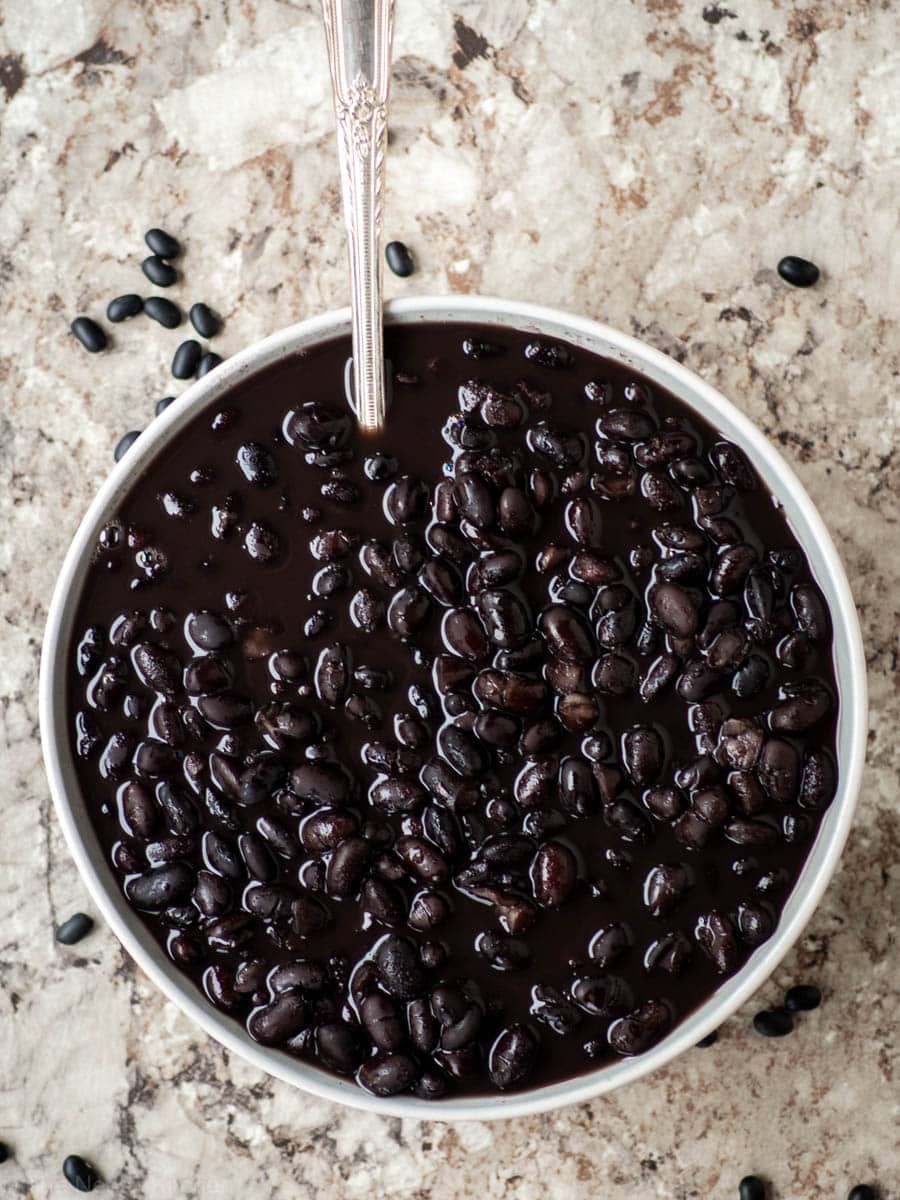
1, 1, 898, 1196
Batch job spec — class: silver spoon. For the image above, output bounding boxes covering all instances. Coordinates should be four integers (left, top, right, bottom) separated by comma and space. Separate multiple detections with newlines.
322, 0, 395, 434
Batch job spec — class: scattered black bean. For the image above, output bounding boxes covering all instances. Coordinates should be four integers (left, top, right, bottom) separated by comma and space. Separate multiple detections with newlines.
172, 339, 202, 380
144, 296, 181, 328
189, 302, 220, 338
0, 1141, 9, 1163
777, 255, 820, 288
847, 1187, 876, 1200
752, 1008, 794, 1038
385, 240, 415, 277
695, 1030, 718, 1048
145, 227, 180, 258
197, 352, 223, 377
738, 1176, 766, 1200
784, 983, 821, 1012
106, 294, 144, 323
155, 396, 175, 416
55, 912, 94, 945
113, 430, 141, 461
70, 317, 107, 353
62, 1154, 99, 1192
142, 254, 177, 287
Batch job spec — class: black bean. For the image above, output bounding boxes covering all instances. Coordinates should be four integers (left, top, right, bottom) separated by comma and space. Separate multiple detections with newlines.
62, 1153, 99, 1192
777, 255, 820, 287
113, 430, 141, 461
695, 1031, 718, 1048
145, 227, 180, 258
396, 836, 450, 885
144, 295, 182, 327
189, 302, 220, 337
643, 863, 691, 917
326, 836, 370, 898
607, 999, 670, 1056
770, 680, 832, 733
752, 1008, 793, 1037
385, 239, 415, 276
644, 931, 693, 975
142, 254, 176, 287
571, 974, 633, 1017
70, 316, 107, 353
648, 581, 698, 637
488, 1023, 539, 1089
55, 912, 94, 945
197, 352, 223, 378
106, 294, 143, 323
358, 1051, 418, 1096
315, 1021, 363, 1073
523, 338, 574, 370
127, 863, 193, 910
784, 983, 821, 1012
531, 841, 577, 906
360, 992, 406, 1051
462, 336, 503, 359
375, 934, 425, 999
249, 992, 308, 1044
846, 1187, 876, 1200
739, 1176, 767, 1200
732, 654, 770, 699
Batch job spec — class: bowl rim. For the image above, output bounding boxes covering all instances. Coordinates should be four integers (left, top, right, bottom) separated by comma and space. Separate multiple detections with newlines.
40, 293, 867, 1121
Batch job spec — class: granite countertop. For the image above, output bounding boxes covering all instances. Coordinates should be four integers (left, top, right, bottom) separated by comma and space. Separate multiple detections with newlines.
1, 1, 897, 1196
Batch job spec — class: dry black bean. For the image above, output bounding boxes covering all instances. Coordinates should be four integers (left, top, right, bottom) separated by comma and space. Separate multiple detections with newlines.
385, 240, 415, 277
63, 1154, 99, 1192
197, 351, 223, 378
71, 316, 107, 353
144, 295, 181, 327
55, 912, 94, 945
777, 255, 820, 287
752, 1008, 793, 1037
189, 302, 220, 338
106, 294, 143, 323
145, 227, 180, 258
142, 254, 176, 287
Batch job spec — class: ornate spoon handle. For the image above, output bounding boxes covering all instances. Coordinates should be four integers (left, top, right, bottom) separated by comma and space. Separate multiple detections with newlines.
322, 0, 394, 433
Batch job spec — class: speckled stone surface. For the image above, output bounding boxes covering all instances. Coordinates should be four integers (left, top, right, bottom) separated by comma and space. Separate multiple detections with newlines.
1, 1, 898, 1196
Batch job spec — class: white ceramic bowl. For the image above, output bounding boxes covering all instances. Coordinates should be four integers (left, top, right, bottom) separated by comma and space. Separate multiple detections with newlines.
40, 296, 867, 1120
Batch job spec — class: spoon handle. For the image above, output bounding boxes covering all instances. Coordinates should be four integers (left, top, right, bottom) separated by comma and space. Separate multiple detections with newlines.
322, 0, 394, 433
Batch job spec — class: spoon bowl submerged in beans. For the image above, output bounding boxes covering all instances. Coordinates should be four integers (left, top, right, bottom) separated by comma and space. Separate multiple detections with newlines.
68, 322, 837, 1098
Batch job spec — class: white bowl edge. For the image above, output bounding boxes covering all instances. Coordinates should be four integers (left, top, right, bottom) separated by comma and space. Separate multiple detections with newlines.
39, 295, 868, 1121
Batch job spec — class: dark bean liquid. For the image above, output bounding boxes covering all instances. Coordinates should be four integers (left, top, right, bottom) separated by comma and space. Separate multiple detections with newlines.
67, 323, 838, 1099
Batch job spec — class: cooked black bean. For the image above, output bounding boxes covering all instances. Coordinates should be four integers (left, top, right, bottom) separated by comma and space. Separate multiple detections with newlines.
189, 302, 220, 338
607, 999, 670, 1056
127, 863, 193, 910
531, 841, 577, 906
489, 1023, 539, 1088
375, 934, 425, 999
